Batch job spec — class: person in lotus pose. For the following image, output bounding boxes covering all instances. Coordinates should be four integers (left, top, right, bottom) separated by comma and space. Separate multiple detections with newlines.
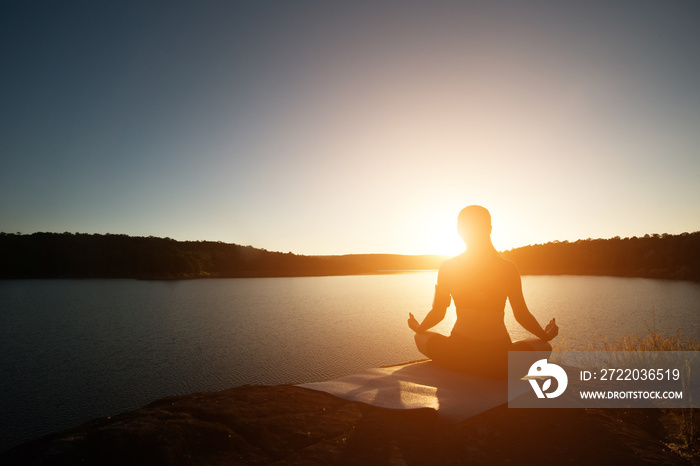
407, 205, 558, 378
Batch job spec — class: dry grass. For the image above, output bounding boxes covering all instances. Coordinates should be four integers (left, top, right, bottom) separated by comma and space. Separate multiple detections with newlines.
553, 310, 699, 458
590, 311, 700, 352
552, 310, 699, 352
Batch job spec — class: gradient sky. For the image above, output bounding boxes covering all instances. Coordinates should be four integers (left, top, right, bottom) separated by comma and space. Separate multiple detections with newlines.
2, 1, 699, 255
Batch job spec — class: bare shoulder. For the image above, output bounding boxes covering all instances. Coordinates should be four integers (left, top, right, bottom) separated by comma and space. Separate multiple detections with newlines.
438, 253, 466, 274
436, 254, 464, 284
498, 256, 522, 289
499, 256, 519, 274
439, 255, 461, 269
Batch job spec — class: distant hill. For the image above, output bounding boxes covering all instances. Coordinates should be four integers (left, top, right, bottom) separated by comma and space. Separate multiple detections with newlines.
0, 231, 698, 281
0, 232, 446, 279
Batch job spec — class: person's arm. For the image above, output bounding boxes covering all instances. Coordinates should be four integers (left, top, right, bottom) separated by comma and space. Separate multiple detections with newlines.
408, 267, 452, 333
507, 265, 558, 341
408, 304, 447, 333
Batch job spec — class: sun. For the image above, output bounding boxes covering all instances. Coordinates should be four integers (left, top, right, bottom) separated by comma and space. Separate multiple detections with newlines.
414, 210, 465, 256
432, 226, 465, 256
414, 205, 523, 255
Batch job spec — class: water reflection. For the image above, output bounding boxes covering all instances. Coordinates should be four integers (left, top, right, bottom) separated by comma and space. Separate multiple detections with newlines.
0, 274, 698, 450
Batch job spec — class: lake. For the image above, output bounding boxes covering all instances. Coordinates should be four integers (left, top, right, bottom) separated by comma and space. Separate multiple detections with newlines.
1, 273, 699, 450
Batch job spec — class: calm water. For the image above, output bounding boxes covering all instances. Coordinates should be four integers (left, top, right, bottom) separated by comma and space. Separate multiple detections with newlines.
1, 274, 699, 450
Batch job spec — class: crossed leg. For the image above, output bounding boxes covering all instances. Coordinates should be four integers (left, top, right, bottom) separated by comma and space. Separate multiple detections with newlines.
413, 331, 442, 359
416, 334, 551, 354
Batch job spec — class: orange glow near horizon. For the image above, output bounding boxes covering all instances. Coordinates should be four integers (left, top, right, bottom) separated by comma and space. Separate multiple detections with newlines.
426, 224, 465, 257
413, 202, 533, 257
3, 3, 697, 257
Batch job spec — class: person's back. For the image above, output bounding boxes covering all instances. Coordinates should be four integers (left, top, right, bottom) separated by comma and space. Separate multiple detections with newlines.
408, 205, 558, 378
439, 251, 514, 343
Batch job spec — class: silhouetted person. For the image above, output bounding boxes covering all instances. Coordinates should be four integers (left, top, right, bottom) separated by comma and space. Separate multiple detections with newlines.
408, 205, 558, 378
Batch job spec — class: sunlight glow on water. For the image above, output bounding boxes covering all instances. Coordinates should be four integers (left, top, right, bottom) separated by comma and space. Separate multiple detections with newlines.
1, 274, 698, 450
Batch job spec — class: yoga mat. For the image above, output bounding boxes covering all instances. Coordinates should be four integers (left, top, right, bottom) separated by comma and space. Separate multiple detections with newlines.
297, 360, 529, 422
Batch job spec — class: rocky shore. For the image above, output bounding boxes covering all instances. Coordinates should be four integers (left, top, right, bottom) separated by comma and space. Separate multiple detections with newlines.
1, 383, 697, 465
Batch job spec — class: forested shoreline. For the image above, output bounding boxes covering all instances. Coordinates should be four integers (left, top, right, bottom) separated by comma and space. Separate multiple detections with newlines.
0, 232, 445, 279
501, 232, 700, 281
1, 231, 698, 281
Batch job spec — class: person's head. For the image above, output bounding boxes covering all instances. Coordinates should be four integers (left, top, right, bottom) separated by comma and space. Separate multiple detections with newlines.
457, 205, 492, 246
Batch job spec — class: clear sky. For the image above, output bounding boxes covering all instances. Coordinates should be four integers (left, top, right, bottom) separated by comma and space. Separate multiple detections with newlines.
2, 1, 699, 255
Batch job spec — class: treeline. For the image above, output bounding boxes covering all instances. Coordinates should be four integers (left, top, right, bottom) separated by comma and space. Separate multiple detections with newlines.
501, 232, 700, 281
0, 233, 446, 279
1, 231, 698, 281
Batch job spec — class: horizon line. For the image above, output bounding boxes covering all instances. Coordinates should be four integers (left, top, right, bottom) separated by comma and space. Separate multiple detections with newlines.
3, 230, 698, 257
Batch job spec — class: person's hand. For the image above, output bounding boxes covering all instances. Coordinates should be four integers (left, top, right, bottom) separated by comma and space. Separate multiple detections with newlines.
543, 318, 558, 341
407, 313, 421, 333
